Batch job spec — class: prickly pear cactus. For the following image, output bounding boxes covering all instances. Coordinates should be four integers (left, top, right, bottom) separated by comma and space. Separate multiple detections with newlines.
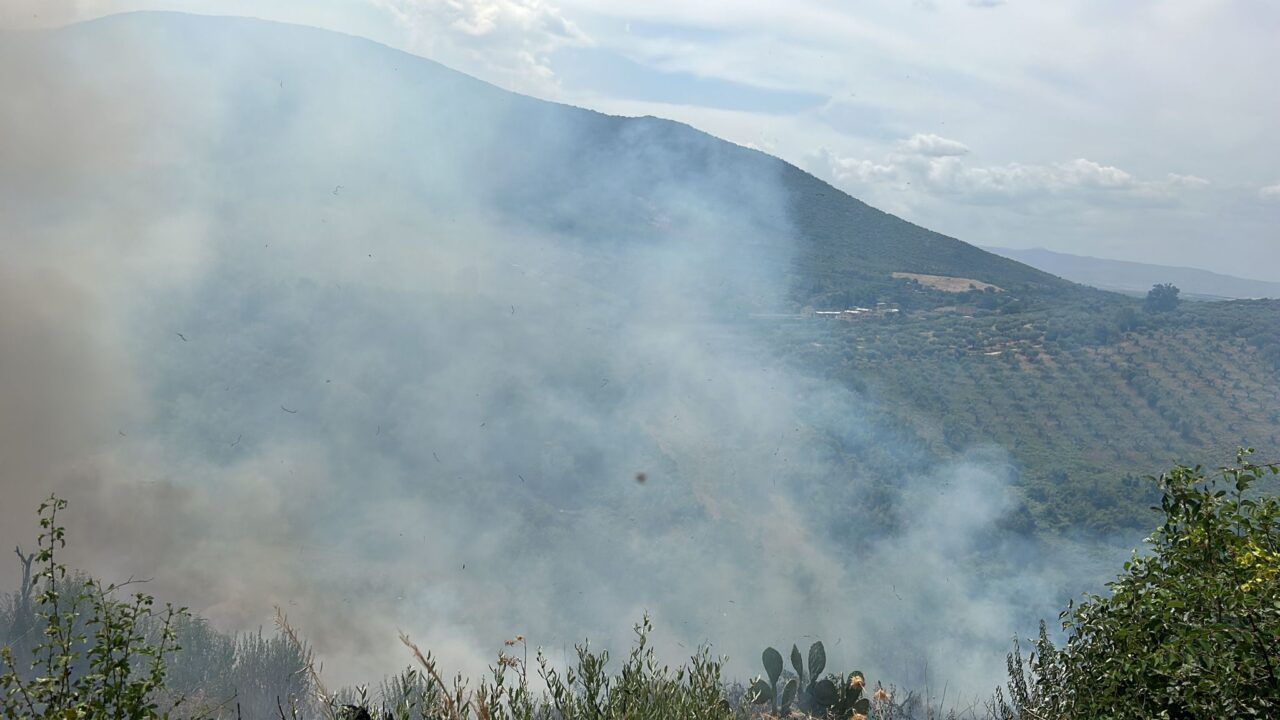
754, 639, 877, 718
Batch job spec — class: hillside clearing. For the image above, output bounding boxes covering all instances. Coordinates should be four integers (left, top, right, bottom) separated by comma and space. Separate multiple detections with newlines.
892, 272, 1003, 293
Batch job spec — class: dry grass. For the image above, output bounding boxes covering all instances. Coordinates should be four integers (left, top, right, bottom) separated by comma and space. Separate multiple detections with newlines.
892, 272, 1002, 293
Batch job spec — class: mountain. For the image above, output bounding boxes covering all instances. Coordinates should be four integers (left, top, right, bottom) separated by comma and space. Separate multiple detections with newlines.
2, 12, 1066, 307
985, 246, 1280, 300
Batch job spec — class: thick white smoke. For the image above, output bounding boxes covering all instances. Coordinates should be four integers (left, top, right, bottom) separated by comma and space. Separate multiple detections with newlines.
0, 12, 1112, 697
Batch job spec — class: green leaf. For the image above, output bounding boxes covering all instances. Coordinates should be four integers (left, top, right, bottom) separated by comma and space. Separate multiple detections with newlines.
808, 641, 826, 678
854, 697, 871, 714
762, 647, 783, 686
790, 644, 803, 679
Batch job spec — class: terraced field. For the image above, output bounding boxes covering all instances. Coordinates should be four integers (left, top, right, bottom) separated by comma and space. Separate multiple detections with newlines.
777, 299, 1280, 534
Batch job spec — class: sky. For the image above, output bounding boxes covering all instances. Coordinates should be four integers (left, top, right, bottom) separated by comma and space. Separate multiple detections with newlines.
4, 0, 1278, 275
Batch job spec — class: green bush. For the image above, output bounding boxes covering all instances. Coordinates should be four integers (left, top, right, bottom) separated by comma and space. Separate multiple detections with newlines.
999, 451, 1280, 719
1, 496, 188, 719
1143, 284, 1181, 314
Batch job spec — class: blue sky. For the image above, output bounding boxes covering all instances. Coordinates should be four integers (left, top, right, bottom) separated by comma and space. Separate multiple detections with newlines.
6, 0, 1279, 276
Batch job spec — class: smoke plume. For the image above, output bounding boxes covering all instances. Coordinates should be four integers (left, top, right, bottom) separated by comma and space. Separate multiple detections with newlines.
0, 12, 1113, 697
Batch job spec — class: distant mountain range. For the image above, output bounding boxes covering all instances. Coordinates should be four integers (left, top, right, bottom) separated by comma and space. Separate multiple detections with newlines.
984, 246, 1280, 300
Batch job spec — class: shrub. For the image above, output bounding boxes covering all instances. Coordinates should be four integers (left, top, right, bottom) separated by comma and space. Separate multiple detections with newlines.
998, 451, 1280, 719
1, 496, 189, 719
1143, 284, 1181, 314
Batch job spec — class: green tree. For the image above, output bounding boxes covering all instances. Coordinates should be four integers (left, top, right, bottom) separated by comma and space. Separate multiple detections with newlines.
1113, 305, 1141, 332
999, 452, 1280, 719
1, 496, 189, 720
1143, 283, 1181, 313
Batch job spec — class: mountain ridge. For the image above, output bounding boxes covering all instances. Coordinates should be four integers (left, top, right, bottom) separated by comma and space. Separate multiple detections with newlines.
984, 245, 1280, 300
44, 11, 1068, 306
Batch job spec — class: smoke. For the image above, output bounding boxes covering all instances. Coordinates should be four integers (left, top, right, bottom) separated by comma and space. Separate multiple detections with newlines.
0, 1, 114, 30
0, 11, 1109, 697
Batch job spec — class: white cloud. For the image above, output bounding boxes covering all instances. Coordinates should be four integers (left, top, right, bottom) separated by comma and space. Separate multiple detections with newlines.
967, 0, 1006, 7
1053, 158, 1133, 189
811, 139, 1211, 205
802, 143, 1261, 276
543, 0, 1280, 269
900, 132, 970, 157
1166, 173, 1211, 188
813, 148, 901, 185
371, 0, 590, 91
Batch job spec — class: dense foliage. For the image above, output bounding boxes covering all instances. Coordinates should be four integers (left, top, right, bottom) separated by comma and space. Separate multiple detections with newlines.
998, 453, 1280, 719
1143, 283, 1181, 313
1, 497, 187, 719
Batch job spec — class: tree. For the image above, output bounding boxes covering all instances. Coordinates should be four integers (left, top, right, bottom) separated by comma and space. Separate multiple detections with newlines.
1, 496, 189, 720
1144, 283, 1181, 313
999, 452, 1280, 719
1113, 306, 1141, 332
